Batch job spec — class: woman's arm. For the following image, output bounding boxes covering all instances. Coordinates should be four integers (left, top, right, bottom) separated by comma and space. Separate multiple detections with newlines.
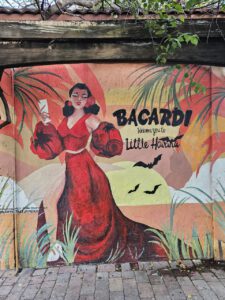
85, 115, 101, 132
90, 120, 123, 158
30, 122, 64, 160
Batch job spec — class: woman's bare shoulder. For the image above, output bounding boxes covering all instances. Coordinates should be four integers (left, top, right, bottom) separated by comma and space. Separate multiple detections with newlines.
85, 115, 101, 131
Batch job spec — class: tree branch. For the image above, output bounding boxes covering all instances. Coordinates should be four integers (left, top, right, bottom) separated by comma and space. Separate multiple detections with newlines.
47, 0, 101, 16
34, 0, 46, 20
190, 1, 219, 10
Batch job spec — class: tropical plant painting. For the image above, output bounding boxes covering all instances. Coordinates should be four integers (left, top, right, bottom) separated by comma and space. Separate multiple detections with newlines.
0, 63, 225, 269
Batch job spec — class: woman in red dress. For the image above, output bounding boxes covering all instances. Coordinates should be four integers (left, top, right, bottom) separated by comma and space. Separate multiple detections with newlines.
31, 83, 167, 263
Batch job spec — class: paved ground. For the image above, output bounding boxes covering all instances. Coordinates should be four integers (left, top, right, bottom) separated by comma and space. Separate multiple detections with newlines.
0, 260, 225, 300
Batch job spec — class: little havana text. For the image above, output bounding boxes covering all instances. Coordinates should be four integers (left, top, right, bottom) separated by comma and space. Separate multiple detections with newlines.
113, 108, 192, 127
126, 135, 183, 150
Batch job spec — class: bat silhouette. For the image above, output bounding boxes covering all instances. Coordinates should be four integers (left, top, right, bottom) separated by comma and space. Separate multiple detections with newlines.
133, 154, 162, 169
144, 184, 161, 194
160, 135, 183, 143
128, 184, 140, 194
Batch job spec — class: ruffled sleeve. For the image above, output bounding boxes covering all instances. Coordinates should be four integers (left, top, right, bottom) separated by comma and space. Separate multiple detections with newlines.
90, 122, 123, 158
30, 122, 63, 160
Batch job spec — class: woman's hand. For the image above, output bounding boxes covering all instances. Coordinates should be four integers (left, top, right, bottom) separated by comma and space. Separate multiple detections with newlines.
38, 99, 51, 125
40, 111, 51, 125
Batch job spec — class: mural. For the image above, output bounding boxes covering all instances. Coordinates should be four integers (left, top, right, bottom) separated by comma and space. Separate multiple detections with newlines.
0, 63, 225, 269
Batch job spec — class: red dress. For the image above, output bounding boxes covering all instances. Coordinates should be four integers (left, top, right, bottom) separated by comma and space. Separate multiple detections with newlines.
31, 114, 167, 263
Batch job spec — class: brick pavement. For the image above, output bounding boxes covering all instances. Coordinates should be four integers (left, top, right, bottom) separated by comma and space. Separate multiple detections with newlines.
0, 260, 224, 299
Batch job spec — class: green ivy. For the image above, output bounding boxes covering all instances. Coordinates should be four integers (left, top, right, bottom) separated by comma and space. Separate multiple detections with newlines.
113, 0, 224, 63
1, 0, 224, 64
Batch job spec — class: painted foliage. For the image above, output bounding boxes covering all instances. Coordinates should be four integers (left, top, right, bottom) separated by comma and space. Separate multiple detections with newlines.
0, 63, 225, 269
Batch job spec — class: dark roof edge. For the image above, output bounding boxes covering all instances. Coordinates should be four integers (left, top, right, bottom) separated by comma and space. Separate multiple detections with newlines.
0, 6, 224, 15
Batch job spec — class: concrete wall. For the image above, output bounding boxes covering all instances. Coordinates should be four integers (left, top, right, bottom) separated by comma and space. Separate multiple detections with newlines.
0, 63, 224, 269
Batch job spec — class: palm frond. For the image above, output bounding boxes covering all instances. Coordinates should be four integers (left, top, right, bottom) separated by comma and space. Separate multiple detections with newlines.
0, 177, 13, 211
0, 229, 13, 269
178, 188, 213, 216
13, 68, 64, 135
195, 88, 225, 129
18, 75, 63, 101
20, 71, 62, 79
15, 89, 26, 133
128, 246, 145, 260
59, 213, 80, 265
18, 222, 55, 268
105, 242, 125, 263
147, 227, 180, 260
131, 64, 209, 112
17, 87, 39, 115
147, 186, 216, 261
179, 185, 225, 233
216, 180, 225, 204
191, 229, 214, 259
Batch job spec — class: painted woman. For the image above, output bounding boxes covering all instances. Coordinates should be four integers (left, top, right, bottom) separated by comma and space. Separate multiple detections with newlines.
30, 83, 167, 263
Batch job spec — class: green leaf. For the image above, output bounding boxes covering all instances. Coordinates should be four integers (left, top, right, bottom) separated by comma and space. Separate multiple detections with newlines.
179, 15, 185, 23
190, 35, 199, 46
155, 30, 165, 36
183, 34, 192, 43
174, 3, 183, 13
175, 64, 182, 70
194, 87, 199, 93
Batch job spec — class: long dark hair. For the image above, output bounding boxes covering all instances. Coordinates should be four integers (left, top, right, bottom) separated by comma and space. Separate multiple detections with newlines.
63, 83, 100, 117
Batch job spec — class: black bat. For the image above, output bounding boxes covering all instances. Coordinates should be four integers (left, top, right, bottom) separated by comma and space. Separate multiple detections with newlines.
160, 135, 183, 143
128, 184, 140, 194
144, 184, 161, 194
133, 154, 162, 169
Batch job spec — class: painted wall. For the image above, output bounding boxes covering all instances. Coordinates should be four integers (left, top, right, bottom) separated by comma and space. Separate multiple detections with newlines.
0, 63, 224, 269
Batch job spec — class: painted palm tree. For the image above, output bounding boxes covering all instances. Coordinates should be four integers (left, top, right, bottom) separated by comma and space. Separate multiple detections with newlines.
0, 67, 64, 146
13, 67, 64, 134
0, 64, 106, 147
130, 64, 225, 172
131, 64, 209, 114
